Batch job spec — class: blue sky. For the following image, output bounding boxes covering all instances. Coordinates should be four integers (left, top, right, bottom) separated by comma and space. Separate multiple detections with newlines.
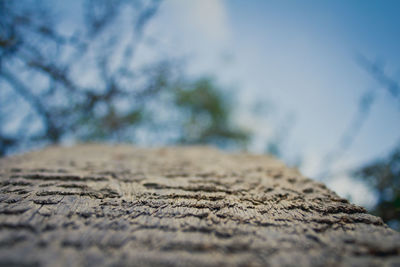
144, 0, 400, 206
47, 0, 400, 207
225, 0, 400, 163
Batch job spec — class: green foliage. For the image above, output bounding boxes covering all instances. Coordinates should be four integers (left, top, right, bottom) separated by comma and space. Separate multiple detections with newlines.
172, 78, 249, 147
354, 146, 400, 230
77, 106, 143, 141
0, 0, 250, 154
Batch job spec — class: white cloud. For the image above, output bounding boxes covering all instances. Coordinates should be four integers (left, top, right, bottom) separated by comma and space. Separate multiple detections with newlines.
327, 174, 378, 209
159, 0, 231, 47
298, 151, 377, 209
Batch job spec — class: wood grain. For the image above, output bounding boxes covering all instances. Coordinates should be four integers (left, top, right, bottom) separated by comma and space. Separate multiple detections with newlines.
0, 144, 399, 266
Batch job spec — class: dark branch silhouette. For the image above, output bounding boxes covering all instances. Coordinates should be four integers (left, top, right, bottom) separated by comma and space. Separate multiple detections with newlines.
0, 0, 248, 155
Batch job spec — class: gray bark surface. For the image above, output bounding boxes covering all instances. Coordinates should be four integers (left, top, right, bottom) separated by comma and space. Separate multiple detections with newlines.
0, 144, 399, 266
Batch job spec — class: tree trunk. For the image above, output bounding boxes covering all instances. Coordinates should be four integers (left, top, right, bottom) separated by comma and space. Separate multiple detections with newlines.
0, 144, 399, 266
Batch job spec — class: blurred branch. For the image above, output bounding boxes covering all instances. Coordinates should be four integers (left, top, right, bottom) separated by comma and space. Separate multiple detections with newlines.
117, 0, 162, 77
356, 54, 400, 101
316, 55, 400, 229
319, 55, 400, 180
0, 68, 61, 142
353, 144, 400, 229
319, 90, 376, 179
0, 0, 249, 155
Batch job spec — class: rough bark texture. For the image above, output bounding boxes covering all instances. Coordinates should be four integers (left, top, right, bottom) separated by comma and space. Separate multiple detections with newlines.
0, 144, 399, 267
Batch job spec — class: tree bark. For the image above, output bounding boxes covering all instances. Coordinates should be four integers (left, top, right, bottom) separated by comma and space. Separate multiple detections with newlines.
0, 144, 399, 266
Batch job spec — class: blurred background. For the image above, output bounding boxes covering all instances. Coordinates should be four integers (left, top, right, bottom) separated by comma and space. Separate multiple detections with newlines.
0, 0, 399, 230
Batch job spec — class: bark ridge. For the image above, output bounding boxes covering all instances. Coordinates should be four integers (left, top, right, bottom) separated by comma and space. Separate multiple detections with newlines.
0, 144, 399, 266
